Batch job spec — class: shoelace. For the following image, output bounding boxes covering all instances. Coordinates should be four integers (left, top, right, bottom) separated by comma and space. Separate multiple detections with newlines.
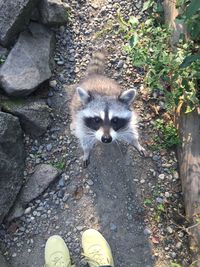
52, 255, 65, 267
46, 253, 75, 267
82, 248, 110, 267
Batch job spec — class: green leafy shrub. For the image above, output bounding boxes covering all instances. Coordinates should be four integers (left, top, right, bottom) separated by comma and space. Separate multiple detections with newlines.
122, 15, 200, 113
118, 0, 200, 113
176, 0, 200, 42
153, 119, 181, 149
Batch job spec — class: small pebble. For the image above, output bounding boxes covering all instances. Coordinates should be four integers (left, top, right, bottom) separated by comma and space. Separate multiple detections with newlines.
110, 223, 117, 231
158, 174, 165, 180
49, 80, 57, 87
24, 207, 31, 214
165, 192, 170, 198
46, 144, 52, 151
176, 242, 182, 249
144, 228, 151, 235
57, 60, 64, 66
167, 226, 173, 234
87, 179, 94, 186
156, 197, 163, 203
117, 60, 124, 68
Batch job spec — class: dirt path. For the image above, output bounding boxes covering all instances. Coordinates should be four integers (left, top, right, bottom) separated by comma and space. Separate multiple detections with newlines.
0, 0, 190, 266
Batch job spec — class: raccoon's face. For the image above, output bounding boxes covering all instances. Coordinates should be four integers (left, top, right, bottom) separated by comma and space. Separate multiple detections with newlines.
77, 87, 136, 144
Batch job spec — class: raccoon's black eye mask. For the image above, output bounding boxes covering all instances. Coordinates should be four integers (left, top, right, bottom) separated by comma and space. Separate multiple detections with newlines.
84, 116, 102, 130
111, 117, 130, 131
84, 116, 130, 131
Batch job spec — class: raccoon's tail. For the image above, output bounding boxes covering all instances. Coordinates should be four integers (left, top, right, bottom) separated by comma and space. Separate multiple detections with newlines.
87, 50, 106, 75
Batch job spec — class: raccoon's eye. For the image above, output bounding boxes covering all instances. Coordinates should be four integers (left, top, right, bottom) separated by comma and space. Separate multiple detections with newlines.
94, 117, 101, 123
84, 117, 102, 130
112, 117, 118, 123
111, 117, 129, 131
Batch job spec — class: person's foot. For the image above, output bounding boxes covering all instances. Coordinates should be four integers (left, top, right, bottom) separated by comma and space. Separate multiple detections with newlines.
82, 229, 114, 267
45, 235, 72, 267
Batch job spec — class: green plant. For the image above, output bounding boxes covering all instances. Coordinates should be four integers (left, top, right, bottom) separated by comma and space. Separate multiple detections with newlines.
157, 203, 165, 213
119, 0, 200, 114
0, 57, 5, 65
156, 203, 165, 221
176, 0, 200, 42
144, 198, 152, 206
53, 161, 65, 170
153, 119, 181, 149
154, 202, 166, 222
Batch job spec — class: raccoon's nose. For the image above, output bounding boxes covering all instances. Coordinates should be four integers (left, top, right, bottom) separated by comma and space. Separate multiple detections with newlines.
101, 135, 112, 143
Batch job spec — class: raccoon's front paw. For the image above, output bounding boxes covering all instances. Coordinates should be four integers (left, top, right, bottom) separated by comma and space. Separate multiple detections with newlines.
83, 159, 90, 168
139, 146, 149, 157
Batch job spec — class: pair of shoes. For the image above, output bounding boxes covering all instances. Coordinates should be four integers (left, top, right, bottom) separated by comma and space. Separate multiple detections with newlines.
45, 229, 114, 267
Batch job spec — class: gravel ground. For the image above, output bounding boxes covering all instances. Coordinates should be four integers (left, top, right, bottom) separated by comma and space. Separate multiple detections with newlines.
0, 0, 191, 266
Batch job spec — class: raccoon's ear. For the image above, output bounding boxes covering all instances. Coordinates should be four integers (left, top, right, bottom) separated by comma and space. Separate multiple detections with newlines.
76, 87, 91, 104
118, 89, 136, 105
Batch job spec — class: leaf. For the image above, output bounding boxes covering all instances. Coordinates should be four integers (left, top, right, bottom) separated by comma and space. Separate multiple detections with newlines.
157, 203, 165, 212
144, 198, 152, 206
129, 16, 139, 26
185, 105, 195, 113
185, 0, 200, 18
156, 3, 164, 13
129, 33, 139, 48
180, 53, 200, 68
188, 20, 200, 40
73, 186, 83, 200
149, 104, 160, 115
151, 236, 160, 244
142, 0, 154, 11
176, 0, 186, 8
176, 98, 184, 115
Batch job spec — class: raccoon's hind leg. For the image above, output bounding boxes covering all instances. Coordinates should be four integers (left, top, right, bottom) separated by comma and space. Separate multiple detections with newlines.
80, 138, 95, 168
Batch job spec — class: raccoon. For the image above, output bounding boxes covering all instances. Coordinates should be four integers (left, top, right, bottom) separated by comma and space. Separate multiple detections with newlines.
70, 50, 146, 167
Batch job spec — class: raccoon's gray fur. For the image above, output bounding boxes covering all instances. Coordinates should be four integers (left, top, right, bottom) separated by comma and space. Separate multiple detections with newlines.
70, 50, 146, 167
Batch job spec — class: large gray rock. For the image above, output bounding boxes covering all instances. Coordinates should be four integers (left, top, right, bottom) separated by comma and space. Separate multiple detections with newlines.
21, 164, 61, 203
1, 99, 52, 137
0, 0, 39, 47
7, 164, 61, 221
0, 112, 25, 223
0, 251, 10, 267
39, 0, 70, 26
0, 22, 55, 97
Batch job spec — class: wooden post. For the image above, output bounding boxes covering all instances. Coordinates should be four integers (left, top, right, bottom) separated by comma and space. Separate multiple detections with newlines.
163, 0, 186, 45
163, 1, 200, 265
176, 108, 200, 266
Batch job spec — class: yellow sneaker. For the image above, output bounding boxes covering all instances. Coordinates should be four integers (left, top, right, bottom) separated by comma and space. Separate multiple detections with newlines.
82, 229, 114, 267
45, 235, 73, 267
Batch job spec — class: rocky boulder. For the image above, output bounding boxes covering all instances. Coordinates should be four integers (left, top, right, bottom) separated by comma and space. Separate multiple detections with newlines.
7, 164, 61, 221
39, 0, 70, 26
0, 22, 55, 97
0, 112, 25, 223
1, 99, 52, 137
0, 0, 39, 47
